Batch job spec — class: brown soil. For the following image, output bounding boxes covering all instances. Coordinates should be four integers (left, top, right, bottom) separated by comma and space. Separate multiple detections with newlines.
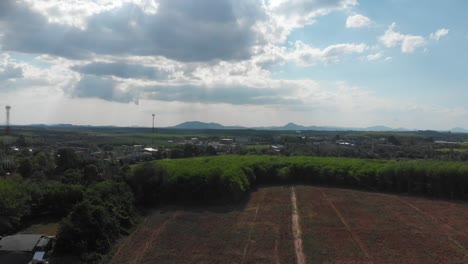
109, 186, 468, 264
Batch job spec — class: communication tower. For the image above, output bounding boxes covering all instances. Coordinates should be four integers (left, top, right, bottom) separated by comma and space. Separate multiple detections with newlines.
5, 105, 11, 136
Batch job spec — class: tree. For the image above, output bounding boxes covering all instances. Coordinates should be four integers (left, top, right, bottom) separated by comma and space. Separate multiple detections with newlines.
62, 169, 83, 185
55, 200, 120, 255
15, 135, 27, 147
17, 158, 33, 178
83, 164, 99, 185
55, 181, 135, 257
56, 148, 82, 173
33, 152, 55, 176
127, 162, 165, 205
388, 136, 401, 146
205, 145, 217, 156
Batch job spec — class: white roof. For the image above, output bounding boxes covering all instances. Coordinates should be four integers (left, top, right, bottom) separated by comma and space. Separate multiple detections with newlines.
33, 251, 45, 260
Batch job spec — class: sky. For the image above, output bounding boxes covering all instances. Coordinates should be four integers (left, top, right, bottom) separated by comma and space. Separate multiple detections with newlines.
0, 0, 467, 129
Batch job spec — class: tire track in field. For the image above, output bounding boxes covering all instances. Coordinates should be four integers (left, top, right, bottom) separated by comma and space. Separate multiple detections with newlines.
394, 196, 468, 254
131, 211, 179, 264
274, 239, 281, 264
291, 186, 306, 264
240, 190, 266, 264
319, 189, 373, 263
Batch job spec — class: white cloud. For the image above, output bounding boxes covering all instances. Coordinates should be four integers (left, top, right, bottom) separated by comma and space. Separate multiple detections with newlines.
23, 0, 159, 29
401, 36, 425, 53
366, 52, 382, 61
287, 41, 368, 66
346, 14, 371, 28
430, 28, 449, 41
379, 23, 426, 53
257, 0, 358, 43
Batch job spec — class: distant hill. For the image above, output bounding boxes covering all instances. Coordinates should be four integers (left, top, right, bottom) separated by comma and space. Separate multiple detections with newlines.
171, 121, 410, 132
450, 127, 468, 133
171, 121, 244, 130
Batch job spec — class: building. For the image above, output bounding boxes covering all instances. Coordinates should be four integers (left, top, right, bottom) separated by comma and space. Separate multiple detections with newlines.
0, 234, 54, 264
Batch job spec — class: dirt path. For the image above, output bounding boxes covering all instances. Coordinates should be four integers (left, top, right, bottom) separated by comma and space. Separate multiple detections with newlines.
130, 211, 178, 264
291, 187, 306, 264
319, 189, 373, 263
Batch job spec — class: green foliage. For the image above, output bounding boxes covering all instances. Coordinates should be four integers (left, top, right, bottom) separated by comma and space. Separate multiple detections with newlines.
55, 181, 136, 257
141, 155, 468, 203
61, 169, 84, 185
83, 164, 100, 185
127, 162, 165, 206
17, 157, 33, 178
33, 151, 56, 176
0, 178, 32, 234
55, 200, 120, 256
56, 148, 83, 173
0, 178, 85, 235
39, 184, 85, 216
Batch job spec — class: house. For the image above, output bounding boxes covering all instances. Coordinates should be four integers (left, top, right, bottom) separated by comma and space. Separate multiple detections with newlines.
0, 234, 54, 264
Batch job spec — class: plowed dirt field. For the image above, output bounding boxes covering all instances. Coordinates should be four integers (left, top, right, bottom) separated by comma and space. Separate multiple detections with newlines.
110, 186, 468, 264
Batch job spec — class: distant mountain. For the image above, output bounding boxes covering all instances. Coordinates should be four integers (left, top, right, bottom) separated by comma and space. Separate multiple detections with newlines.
364, 125, 394, 131
172, 121, 228, 130
450, 127, 468, 133
170, 121, 410, 131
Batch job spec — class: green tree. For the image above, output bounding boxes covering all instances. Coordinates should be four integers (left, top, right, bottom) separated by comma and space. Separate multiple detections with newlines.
17, 158, 33, 178
127, 162, 165, 205
15, 135, 27, 147
56, 148, 82, 173
62, 169, 83, 185
33, 152, 55, 176
55, 200, 120, 255
83, 164, 100, 185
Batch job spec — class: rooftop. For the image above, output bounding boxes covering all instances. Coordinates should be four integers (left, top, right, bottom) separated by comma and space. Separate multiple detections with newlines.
0, 234, 48, 252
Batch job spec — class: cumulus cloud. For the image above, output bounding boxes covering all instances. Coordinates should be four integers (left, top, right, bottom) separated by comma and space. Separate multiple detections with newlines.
72, 75, 138, 104
366, 52, 382, 61
346, 14, 371, 28
144, 84, 301, 106
72, 62, 171, 80
0, 65, 23, 80
379, 23, 426, 53
259, 0, 358, 43
0, 0, 260, 62
22, 0, 159, 29
401, 36, 425, 53
430, 28, 449, 41
287, 41, 368, 66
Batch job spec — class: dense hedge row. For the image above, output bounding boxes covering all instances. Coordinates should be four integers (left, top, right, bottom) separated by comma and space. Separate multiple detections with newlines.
137, 155, 468, 202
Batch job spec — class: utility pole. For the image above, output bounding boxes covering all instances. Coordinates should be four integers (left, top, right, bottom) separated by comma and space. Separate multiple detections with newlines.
152, 114, 155, 147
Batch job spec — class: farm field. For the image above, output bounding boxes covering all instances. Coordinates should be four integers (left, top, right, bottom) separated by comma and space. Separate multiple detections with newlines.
110, 186, 468, 264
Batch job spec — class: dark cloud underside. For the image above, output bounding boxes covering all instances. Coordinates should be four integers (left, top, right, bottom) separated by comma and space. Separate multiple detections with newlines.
0, 0, 260, 62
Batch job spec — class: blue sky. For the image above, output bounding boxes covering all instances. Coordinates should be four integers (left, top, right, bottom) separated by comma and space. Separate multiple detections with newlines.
0, 0, 467, 129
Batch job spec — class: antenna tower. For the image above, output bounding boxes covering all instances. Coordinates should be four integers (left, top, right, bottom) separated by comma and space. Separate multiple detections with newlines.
152, 114, 155, 146
5, 105, 11, 136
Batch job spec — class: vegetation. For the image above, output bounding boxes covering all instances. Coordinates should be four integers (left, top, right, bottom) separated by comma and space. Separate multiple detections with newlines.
55, 181, 136, 262
128, 155, 468, 204
0, 179, 84, 235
